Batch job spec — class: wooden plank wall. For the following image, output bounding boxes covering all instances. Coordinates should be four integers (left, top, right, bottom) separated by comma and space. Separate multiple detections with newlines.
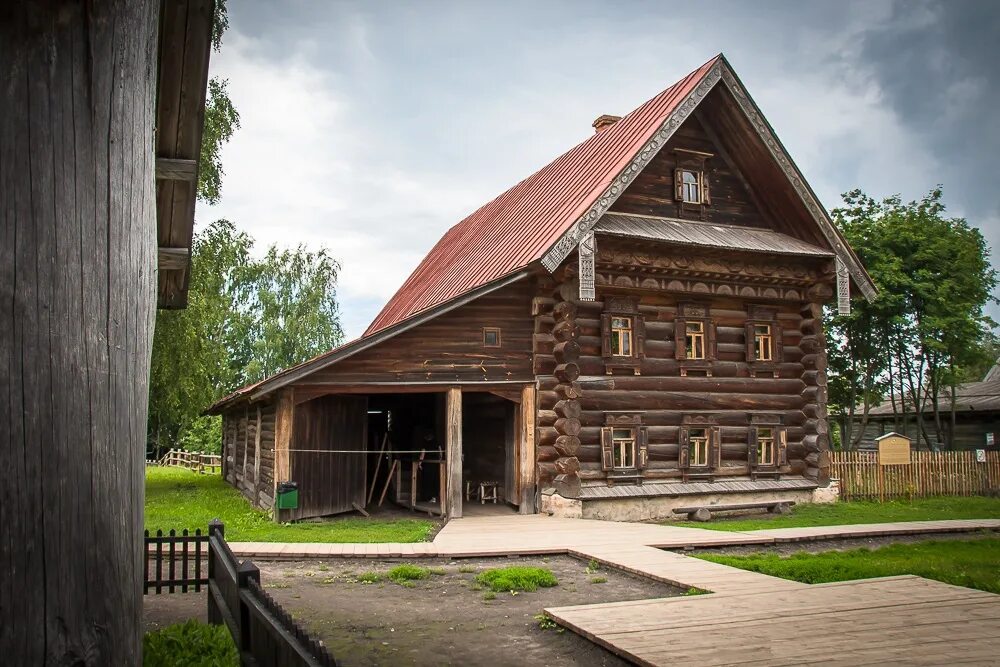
852, 414, 1000, 451
609, 108, 768, 228
305, 280, 535, 384
832, 451, 1000, 500
221, 401, 277, 509
286, 395, 368, 520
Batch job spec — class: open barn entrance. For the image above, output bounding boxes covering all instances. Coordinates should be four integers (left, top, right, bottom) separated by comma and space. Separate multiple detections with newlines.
462, 393, 519, 514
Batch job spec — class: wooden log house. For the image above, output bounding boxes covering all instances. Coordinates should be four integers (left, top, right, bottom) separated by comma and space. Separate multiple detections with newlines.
207, 55, 877, 522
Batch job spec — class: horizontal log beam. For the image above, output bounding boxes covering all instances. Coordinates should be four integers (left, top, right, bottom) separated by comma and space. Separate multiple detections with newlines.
155, 157, 198, 181
158, 246, 190, 271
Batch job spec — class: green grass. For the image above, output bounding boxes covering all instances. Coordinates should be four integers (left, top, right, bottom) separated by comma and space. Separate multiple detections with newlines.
143, 620, 238, 667
356, 571, 381, 584
388, 564, 429, 584
476, 566, 559, 592
145, 467, 435, 543
672, 496, 1000, 532
698, 538, 1000, 594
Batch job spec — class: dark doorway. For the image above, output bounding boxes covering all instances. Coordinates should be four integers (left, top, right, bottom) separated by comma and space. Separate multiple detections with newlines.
462, 393, 517, 508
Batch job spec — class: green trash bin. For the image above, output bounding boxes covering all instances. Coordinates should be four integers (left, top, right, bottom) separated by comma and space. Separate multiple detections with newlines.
276, 481, 299, 510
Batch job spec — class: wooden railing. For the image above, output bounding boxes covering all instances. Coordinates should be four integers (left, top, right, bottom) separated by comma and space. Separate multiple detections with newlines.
831, 450, 1000, 501
159, 448, 222, 475
144, 528, 208, 594
207, 520, 336, 667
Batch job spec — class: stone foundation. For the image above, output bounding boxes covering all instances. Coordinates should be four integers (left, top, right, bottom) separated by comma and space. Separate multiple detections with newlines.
811, 478, 840, 504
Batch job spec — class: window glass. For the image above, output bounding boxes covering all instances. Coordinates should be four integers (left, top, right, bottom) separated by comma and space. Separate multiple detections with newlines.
757, 427, 775, 466
754, 324, 772, 362
612, 429, 635, 468
681, 170, 702, 203
689, 427, 709, 466
611, 316, 633, 357
685, 320, 705, 360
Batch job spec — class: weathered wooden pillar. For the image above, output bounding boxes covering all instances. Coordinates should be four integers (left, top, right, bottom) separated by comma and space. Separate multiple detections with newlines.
519, 384, 537, 513
0, 1, 158, 663
446, 387, 463, 518
800, 301, 831, 484
273, 388, 295, 521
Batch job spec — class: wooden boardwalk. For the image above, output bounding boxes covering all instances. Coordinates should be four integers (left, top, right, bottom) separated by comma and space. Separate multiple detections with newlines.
226, 516, 1000, 664
547, 576, 1000, 666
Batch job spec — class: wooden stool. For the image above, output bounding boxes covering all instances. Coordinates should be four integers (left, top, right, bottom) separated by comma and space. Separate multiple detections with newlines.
479, 481, 499, 504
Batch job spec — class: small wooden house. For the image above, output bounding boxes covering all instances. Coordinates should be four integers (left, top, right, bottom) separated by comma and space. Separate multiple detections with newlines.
207, 54, 876, 522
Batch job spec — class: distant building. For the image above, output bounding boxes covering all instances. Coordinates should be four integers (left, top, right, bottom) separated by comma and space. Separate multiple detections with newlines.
849, 363, 1000, 451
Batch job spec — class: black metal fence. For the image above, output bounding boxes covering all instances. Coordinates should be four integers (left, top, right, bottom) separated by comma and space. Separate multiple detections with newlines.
144, 520, 336, 666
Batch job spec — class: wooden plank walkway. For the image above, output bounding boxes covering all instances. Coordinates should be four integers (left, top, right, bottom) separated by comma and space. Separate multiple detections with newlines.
228, 516, 1000, 560
547, 576, 1000, 666
224, 516, 1000, 664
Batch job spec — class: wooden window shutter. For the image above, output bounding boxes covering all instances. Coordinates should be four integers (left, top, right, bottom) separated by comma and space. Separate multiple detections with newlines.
747, 427, 758, 469
707, 321, 718, 360
777, 428, 788, 466
678, 427, 690, 469
701, 172, 711, 205
709, 426, 722, 470
674, 168, 685, 201
637, 427, 649, 469
635, 316, 646, 359
601, 313, 612, 359
745, 322, 756, 363
674, 317, 686, 360
773, 323, 784, 363
600, 427, 614, 470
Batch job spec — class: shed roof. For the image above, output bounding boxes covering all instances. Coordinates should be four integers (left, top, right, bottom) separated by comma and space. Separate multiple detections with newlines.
595, 213, 834, 257
869, 365, 1000, 416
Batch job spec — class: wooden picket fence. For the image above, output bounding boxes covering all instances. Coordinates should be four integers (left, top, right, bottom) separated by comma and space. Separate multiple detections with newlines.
159, 448, 222, 475
831, 450, 1000, 501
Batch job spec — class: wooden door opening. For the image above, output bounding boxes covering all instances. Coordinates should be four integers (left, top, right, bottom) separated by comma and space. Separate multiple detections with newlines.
461, 393, 518, 513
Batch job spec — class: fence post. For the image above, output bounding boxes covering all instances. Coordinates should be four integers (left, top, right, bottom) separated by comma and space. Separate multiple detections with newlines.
207, 519, 225, 625
237, 561, 261, 655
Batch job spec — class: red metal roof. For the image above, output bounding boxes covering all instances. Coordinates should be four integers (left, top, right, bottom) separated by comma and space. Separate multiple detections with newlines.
364, 55, 721, 335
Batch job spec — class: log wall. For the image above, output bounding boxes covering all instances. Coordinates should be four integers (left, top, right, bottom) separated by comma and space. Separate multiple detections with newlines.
222, 401, 277, 509
533, 247, 833, 489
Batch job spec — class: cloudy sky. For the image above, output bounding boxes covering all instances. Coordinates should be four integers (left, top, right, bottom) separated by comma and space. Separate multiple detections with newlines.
196, 0, 1000, 339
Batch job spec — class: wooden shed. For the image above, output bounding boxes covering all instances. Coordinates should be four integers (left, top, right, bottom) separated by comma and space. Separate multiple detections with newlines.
208, 54, 875, 523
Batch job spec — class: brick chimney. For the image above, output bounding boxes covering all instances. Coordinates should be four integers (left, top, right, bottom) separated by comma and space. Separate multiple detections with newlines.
592, 114, 621, 133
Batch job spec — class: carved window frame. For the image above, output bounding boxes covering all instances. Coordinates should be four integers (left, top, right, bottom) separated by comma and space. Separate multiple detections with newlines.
747, 414, 787, 480
679, 415, 721, 481
745, 306, 782, 375
601, 413, 648, 479
675, 302, 715, 375
601, 296, 645, 375
673, 149, 713, 221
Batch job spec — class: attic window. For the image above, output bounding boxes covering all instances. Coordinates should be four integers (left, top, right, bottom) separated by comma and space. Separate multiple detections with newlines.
483, 327, 501, 347
681, 170, 701, 203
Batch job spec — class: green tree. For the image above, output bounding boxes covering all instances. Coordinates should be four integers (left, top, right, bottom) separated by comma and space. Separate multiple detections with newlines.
827, 188, 997, 450
199, 0, 240, 205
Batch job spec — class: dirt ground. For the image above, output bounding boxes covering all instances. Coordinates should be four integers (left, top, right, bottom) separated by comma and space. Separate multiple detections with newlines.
144, 554, 681, 666
688, 528, 999, 557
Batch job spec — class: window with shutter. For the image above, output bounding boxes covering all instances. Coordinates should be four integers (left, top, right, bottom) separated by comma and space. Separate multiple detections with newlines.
688, 428, 709, 467
602, 298, 642, 374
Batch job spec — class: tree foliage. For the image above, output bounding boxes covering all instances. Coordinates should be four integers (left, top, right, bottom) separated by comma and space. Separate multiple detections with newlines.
827, 188, 997, 449
198, 0, 240, 205
149, 221, 343, 452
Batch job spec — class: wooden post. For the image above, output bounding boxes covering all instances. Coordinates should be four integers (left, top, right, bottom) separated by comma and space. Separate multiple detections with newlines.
0, 2, 159, 663
252, 406, 263, 505
519, 384, 537, 514
273, 388, 295, 522
446, 387, 463, 519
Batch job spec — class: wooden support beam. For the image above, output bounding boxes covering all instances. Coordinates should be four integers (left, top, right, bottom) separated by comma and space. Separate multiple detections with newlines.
155, 156, 198, 181
157, 246, 190, 271
519, 384, 537, 514
446, 387, 463, 519
253, 406, 262, 506
273, 388, 295, 522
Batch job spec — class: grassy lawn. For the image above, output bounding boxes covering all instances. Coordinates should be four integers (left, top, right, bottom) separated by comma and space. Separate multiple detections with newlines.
145, 466, 436, 543
697, 537, 1000, 594
673, 496, 1000, 531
